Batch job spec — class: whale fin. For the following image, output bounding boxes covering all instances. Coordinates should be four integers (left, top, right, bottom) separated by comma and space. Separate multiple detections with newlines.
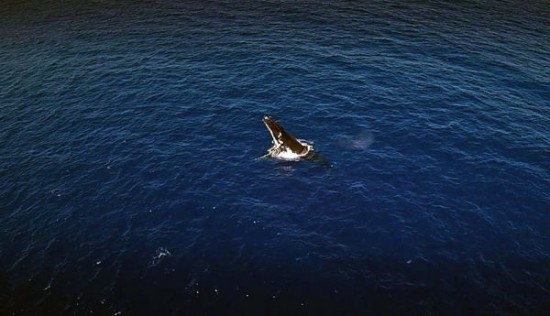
262, 116, 309, 155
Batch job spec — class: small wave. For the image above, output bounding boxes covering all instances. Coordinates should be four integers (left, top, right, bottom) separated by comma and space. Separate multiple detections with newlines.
149, 247, 172, 267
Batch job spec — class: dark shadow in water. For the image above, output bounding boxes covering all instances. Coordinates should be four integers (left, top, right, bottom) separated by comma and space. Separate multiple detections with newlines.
2, 255, 548, 315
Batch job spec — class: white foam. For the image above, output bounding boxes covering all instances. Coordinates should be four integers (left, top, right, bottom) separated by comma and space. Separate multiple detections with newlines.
270, 140, 314, 161
277, 150, 301, 161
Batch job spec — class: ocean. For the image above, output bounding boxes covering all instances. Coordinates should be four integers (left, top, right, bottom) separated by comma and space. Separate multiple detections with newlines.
1, 0, 549, 314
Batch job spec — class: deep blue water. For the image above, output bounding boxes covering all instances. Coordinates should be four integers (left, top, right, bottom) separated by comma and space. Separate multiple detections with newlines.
1, 0, 549, 315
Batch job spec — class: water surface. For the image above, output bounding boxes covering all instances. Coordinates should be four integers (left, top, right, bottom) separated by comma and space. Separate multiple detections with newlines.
1, 0, 549, 314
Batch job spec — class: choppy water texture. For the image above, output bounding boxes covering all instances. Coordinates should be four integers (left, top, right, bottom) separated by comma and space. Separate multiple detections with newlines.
1, 0, 549, 315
